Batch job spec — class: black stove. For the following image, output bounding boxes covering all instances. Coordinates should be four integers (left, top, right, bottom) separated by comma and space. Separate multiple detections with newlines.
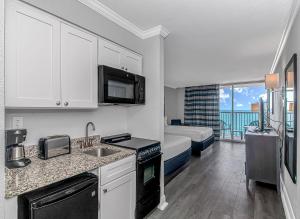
101, 133, 161, 219
101, 133, 161, 161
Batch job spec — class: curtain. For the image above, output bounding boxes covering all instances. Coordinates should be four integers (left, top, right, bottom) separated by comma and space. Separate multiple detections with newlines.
184, 84, 220, 140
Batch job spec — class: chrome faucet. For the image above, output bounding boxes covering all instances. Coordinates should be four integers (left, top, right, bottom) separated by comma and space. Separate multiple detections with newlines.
83, 122, 96, 148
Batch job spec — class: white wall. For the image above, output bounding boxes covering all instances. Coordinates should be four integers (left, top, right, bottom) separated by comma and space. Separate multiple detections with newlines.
5, 108, 128, 145
0, 0, 5, 218
127, 36, 167, 208
164, 87, 185, 124
177, 88, 185, 122
271, 7, 300, 219
164, 87, 178, 124
127, 36, 165, 141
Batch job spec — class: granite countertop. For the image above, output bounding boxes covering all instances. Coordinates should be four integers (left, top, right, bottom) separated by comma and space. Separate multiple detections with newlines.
5, 144, 135, 198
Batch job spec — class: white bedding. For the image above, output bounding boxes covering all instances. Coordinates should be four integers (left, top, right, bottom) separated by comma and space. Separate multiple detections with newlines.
164, 134, 191, 161
165, 125, 213, 142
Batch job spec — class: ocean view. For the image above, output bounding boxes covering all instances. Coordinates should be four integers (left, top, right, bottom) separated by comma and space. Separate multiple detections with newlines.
219, 85, 266, 139
220, 110, 259, 137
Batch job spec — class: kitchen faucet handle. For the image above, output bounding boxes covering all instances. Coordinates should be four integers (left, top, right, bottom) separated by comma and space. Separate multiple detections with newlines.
88, 138, 93, 147
78, 140, 84, 149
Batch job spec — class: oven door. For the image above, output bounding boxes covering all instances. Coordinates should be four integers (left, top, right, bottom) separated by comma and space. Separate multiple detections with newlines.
137, 153, 161, 201
99, 65, 136, 104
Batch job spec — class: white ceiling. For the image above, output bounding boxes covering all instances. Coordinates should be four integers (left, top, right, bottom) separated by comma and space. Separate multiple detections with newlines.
98, 0, 293, 88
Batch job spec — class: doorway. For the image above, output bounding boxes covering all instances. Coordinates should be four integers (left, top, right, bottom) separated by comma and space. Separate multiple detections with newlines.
219, 82, 267, 142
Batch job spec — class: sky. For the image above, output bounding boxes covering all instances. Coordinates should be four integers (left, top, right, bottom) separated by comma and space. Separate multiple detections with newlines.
220, 85, 267, 111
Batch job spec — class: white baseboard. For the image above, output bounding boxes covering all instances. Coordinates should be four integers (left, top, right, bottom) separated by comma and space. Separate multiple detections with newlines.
280, 176, 296, 219
157, 194, 168, 211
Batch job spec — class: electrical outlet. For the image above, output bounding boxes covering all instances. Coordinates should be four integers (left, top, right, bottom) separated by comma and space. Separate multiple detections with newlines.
12, 117, 24, 129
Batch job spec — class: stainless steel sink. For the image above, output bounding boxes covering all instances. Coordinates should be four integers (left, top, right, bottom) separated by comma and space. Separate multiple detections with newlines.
83, 148, 120, 157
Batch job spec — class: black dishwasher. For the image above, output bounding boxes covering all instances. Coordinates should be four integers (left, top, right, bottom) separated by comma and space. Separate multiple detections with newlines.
18, 173, 98, 219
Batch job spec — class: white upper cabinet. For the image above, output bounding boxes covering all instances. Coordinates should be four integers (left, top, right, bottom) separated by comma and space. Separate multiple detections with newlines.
5, 0, 98, 108
5, 0, 141, 108
98, 38, 142, 75
60, 23, 97, 108
98, 38, 123, 70
121, 50, 143, 75
5, 0, 61, 108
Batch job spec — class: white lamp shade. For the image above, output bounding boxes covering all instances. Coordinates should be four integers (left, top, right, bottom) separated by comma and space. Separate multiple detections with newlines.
251, 103, 259, 112
265, 73, 280, 89
289, 102, 294, 112
287, 71, 294, 88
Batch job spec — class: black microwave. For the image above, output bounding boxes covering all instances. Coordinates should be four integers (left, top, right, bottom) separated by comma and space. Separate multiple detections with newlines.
98, 65, 145, 105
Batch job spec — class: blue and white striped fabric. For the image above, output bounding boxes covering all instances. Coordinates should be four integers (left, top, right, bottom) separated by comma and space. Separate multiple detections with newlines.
184, 85, 220, 140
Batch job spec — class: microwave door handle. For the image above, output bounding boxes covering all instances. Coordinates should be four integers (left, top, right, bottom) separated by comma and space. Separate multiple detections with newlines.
136, 82, 140, 101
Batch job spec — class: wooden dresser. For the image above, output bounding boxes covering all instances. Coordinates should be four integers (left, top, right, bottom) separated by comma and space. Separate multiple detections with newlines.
245, 130, 280, 192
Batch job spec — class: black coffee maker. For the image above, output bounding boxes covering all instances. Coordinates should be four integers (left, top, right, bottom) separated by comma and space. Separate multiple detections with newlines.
5, 129, 31, 168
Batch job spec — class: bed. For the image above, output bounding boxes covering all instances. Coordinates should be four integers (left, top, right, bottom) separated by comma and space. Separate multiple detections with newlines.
164, 134, 192, 182
164, 125, 215, 156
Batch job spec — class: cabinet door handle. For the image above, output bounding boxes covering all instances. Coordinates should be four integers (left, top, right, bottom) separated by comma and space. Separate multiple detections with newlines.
103, 189, 107, 193
56, 101, 61, 106
64, 101, 69, 106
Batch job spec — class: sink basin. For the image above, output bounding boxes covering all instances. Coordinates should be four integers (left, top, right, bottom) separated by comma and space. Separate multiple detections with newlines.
83, 148, 120, 157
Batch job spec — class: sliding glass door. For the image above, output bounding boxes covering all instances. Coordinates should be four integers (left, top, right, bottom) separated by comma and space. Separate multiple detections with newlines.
219, 86, 233, 140
220, 83, 267, 142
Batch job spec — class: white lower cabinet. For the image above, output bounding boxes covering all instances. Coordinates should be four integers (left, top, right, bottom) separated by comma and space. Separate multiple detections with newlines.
99, 155, 136, 219
100, 171, 136, 219
4, 197, 18, 219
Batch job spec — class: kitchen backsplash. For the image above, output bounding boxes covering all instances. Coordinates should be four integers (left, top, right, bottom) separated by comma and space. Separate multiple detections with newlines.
24, 135, 101, 158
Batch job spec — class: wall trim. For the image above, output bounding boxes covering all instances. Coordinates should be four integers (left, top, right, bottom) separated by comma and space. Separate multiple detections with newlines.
158, 194, 168, 211
167, 79, 265, 89
270, 0, 300, 73
280, 175, 296, 219
77, 0, 170, 39
164, 83, 177, 89
143, 25, 169, 39
0, 0, 4, 217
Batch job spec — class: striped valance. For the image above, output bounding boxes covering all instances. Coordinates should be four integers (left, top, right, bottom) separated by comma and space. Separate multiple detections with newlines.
184, 84, 220, 140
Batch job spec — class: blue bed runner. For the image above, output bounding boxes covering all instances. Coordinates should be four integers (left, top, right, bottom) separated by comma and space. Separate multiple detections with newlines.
164, 147, 192, 176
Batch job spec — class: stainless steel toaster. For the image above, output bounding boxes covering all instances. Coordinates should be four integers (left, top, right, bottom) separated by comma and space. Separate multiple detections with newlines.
38, 135, 71, 159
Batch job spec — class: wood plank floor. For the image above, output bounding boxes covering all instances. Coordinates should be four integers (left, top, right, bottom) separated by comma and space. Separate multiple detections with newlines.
147, 141, 285, 219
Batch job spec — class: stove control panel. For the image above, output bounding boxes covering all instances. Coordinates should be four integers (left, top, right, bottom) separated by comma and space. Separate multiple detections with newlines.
137, 144, 161, 160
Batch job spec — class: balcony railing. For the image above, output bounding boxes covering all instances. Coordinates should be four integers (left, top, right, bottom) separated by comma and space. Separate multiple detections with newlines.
220, 111, 294, 139
220, 111, 258, 139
